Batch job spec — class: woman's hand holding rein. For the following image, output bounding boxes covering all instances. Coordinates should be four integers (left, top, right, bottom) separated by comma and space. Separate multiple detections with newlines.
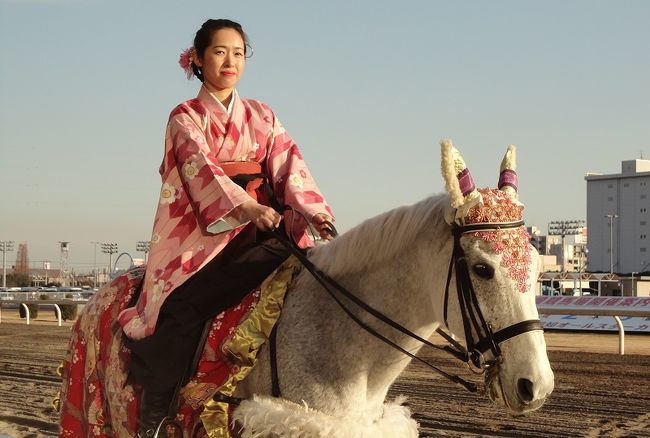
235, 201, 334, 241
312, 213, 335, 241
236, 200, 282, 231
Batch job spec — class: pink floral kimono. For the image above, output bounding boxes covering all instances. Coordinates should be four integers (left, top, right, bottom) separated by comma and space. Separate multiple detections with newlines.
118, 87, 333, 340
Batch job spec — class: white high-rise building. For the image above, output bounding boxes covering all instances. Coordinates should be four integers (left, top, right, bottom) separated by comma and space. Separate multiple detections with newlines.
585, 159, 650, 273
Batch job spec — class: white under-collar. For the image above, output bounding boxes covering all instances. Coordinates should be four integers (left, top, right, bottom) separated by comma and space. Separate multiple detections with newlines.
203, 86, 237, 115
225, 89, 236, 115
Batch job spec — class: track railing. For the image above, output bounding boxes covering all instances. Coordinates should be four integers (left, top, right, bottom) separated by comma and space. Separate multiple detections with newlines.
0, 299, 87, 326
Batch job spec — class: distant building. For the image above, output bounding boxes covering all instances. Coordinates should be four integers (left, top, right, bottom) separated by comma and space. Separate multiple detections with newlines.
528, 225, 586, 273
528, 226, 561, 272
547, 230, 588, 273
11, 268, 64, 286
14, 243, 30, 276
528, 226, 547, 255
585, 159, 650, 273
539, 254, 561, 273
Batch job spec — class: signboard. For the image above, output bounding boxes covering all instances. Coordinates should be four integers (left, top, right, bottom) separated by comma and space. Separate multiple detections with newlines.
539, 315, 650, 332
536, 296, 650, 333
536, 296, 650, 309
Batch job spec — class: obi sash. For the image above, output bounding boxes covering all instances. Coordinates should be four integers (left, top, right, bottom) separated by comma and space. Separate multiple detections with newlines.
221, 161, 265, 202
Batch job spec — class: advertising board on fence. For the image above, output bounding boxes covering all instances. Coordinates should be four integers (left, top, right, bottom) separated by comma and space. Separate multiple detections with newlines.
536, 296, 650, 333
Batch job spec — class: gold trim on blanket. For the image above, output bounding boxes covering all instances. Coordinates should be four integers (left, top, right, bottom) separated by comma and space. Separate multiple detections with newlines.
199, 256, 300, 437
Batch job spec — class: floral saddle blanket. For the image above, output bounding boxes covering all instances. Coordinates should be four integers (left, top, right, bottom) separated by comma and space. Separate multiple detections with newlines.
57, 256, 299, 438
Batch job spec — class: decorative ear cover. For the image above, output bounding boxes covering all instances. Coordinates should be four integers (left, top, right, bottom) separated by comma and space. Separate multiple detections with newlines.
440, 139, 482, 224
498, 145, 518, 199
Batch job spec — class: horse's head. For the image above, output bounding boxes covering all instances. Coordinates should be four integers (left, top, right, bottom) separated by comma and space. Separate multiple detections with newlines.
440, 139, 554, 414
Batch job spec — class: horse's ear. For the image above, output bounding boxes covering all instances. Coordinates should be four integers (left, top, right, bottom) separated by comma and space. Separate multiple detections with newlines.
498, 144, 518, 200
440, 139, 481, 223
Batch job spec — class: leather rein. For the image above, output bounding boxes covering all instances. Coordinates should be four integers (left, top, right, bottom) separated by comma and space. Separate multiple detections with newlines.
264, 218, 544, 397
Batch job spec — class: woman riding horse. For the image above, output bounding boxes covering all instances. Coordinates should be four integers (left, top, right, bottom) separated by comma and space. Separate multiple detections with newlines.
116, 19, 334, 436
58, 19, 555, 438
58, 141, 555, 437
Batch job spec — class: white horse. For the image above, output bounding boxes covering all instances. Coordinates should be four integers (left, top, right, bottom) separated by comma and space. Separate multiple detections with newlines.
58, 140, 554, 438
230, 141, 554, 437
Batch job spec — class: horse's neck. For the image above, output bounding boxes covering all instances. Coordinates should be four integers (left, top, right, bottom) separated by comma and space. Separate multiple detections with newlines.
276, 211, 452, 418
337, 234, 450, 401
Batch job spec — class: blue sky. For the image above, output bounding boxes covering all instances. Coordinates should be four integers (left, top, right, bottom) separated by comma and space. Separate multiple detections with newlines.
1, 0, 649, 272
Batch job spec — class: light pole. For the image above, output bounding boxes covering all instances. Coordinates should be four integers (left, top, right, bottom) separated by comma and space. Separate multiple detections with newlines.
91, 241, 101, 288
136, 240, 151, 263
631, 271, 637, 296
1, 241, 15, 288
44, 261, 50, 285
605, 214, 619, 274
101, 243, 118, 280
576, 247, 588, 294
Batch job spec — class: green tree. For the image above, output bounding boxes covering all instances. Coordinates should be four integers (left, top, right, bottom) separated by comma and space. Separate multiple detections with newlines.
5, 273, 30, 287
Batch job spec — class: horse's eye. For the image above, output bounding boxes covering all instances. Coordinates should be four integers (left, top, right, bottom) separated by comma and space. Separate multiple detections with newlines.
473, 263, 494, 279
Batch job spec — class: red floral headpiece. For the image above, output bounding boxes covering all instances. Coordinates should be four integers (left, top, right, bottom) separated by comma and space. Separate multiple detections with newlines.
179, 47, 196, 80
467, 188, 532, 293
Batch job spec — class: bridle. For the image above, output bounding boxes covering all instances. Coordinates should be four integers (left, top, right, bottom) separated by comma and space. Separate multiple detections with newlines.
263, 217, 544, 397
442, 220, 544, 372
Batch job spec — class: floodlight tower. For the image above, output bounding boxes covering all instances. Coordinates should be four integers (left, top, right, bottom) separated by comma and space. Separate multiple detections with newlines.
101, 243, 118, 275
548, 220, 585, 272
136, 240, 151, 263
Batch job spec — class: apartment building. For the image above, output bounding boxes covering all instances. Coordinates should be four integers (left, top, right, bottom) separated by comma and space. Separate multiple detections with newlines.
585, 159, 650, 273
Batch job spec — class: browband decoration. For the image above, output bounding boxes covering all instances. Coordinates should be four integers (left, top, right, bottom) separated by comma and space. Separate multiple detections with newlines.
455, 220, 525, 235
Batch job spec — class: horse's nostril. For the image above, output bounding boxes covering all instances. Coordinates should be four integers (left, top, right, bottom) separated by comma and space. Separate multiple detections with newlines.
517, 378, 535, 403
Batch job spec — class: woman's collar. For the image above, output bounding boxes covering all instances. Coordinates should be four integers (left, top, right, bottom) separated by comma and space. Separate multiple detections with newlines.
197, 86, 238, 116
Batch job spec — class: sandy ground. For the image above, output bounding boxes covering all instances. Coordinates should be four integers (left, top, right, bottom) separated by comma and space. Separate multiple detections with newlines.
0, 311, 649, 437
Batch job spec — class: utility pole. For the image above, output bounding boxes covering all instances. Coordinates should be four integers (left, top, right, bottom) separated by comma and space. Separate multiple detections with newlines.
1, 241, 15, 288
605, 214, 619, 274
91, 241, 100, 288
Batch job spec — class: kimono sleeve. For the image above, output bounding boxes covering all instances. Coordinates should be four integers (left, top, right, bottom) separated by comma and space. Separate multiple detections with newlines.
265, 113, 334, 245
167, 111, 252, 234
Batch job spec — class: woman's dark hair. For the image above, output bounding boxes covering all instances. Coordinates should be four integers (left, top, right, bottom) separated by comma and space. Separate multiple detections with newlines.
191, 19, 250, 82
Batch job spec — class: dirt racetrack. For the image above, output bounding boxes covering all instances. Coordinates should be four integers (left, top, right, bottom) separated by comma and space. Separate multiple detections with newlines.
0, 312, 649, 438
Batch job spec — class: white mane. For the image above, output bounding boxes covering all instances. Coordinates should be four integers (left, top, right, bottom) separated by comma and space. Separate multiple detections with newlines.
308, 194, 451, 277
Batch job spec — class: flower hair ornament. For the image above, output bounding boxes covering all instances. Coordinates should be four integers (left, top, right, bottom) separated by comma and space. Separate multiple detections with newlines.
179, 47, 196, 80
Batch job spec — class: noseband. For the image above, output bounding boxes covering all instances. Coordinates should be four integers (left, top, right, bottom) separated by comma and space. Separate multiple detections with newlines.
442, 220, 544, 371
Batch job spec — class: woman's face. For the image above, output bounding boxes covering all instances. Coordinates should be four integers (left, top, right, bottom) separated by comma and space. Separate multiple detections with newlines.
196, 28, 246, 93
